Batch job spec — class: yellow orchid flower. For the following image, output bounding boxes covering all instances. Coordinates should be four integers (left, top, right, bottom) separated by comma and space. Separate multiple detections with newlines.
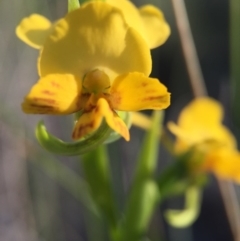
168, 97, 240, 182
17, 2, 170, 141
16, 0, 170, 50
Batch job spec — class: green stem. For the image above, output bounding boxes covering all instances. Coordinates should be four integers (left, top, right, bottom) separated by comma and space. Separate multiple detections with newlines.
81, 145, 118, 235
134, 111, 163, 182
118, 111, 163, 241
118, 180, 160, 241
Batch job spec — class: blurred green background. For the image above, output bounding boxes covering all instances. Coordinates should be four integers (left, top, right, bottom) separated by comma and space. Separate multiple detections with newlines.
0, 0, 236, 241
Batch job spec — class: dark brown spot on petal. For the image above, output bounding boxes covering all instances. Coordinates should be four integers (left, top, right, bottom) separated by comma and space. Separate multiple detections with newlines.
94, 105, 99, 113
73, 121, 94, 139
83, 104, 97, 113
145, 89, 157, 94
27, 104, 57, 114
77, 93, 90, 109
30, 104, 54, 109
141, 82, 148, 87
142, 95, 167, 102
110, 91, 122, 106
81, 93, 91, 98
42, 90, 55, 96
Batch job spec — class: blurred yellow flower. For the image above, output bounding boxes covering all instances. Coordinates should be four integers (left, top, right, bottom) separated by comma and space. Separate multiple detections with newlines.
17, 2, 170, 141
16, 0, 170, 50
168, 97, 240, 182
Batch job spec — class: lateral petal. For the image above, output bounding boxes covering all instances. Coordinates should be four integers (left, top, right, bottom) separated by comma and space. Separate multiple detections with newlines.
110, 72, 170, 111
22, 74, 81, 114
99, 98, 130, 141
16, 14, 53, 49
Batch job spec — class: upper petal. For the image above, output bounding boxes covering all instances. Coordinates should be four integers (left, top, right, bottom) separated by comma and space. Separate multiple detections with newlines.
104, 0, 145, 39
16, 14, 53, 49
110, 72, 170, 111
139, 5, 171, 48
22, 74, 81, 114
39, 2, 151, 78
72, 98, 129, 141
105, 0, 170, 49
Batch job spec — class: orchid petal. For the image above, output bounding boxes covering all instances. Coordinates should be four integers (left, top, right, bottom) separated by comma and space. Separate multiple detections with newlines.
110, 72, 170, 111
22, 74, 81, 114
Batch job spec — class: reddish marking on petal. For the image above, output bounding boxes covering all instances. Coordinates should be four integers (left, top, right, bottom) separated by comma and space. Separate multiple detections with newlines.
83, 104, 97, 113
141, 82, 148, 87
145, 89, 157, 94
94, 105, 99, 113
142, 95, 166, 102
81, 93, 91, 98
29, 104, 54, 109
33, 97, 56, 104
26, 104, 57, 114
103, 93, 110, 97
110, 92, 122, 106
73, 121, 94, 139
51, 81, 60, 88
42, 90, 55, 96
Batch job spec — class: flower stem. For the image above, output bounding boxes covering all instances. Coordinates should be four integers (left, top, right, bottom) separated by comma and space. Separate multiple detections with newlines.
81, 145, 118, 236
117, 111, 163, 241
